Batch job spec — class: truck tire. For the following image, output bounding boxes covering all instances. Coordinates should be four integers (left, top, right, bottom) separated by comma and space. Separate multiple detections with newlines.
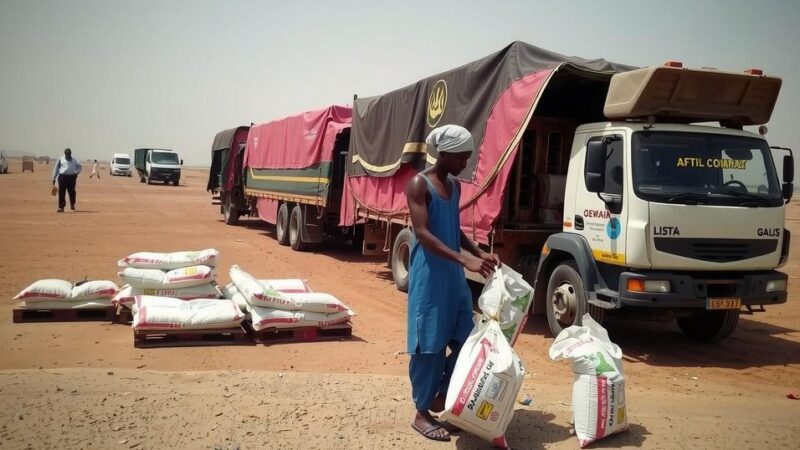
391, 228, 413, 293
351, 225, 365, 251
139, 174, 145, 183
172, 179, 179, 186
276, 203, 290, 246
223, 194, 239, 226
545, 260, 605, 337
289, 205, 308, 251
676, 309, 739, 342
146, 174, 153, 185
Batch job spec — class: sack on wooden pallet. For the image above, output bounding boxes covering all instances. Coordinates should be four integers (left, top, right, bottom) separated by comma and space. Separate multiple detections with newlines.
19, 299, 114, 310
132, 296, 244, 331
119, 265, 215, 289
13, 279, 73, 302
221, 283, 249, 314
71, 280, 119, 301
114, 283, 221, 308
247, 305, 354, 332
117, 248, 218, 270
549, 314, 628, 448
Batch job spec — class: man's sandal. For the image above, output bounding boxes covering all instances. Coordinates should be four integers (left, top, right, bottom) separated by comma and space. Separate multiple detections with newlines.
411, 422, 451, 442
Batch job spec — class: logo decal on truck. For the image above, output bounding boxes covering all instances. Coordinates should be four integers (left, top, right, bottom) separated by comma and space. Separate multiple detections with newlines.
427, 80, 448, 127
606, 218, 621, 240
654, 226, 680, 236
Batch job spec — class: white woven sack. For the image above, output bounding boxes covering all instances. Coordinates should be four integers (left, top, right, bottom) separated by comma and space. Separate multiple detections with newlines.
229, 265, 296, 309
13, 279, 73, 302
114, 283, 220, 308
162, 265, 215, 289
478, 266, 533, 346
248, 306, 353, 332
549, 314, 628, 448
132, 296, 243, 331
71, 280, 119, 301
20, 299, 113, 310
118, 268, 166, 288
117, 248, 218, 270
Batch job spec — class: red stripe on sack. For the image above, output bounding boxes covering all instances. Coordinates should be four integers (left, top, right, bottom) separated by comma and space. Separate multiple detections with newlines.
90, 289, 118, 296
595, 376, 609, 440
492, 436, 508, 449
451, 338, 490, 416
326, 304, 346, 311
17, 292, 67, 300
257, 317, 299, 327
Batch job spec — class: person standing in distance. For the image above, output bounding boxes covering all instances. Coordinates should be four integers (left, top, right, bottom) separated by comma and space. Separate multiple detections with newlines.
52, 148, 82, 212
406, 124, 500, 442
89, 160, 100, 179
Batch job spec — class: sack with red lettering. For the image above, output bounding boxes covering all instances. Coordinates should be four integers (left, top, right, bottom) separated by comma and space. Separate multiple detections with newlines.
478, 266, 533, 346
13, 279, 73, 302
247, 305, 353, 332
71, 280, 119, 301
132, 296, 243, 331
117, 248, 218, 269
549, 314, 628, 448
441, 316, 525, 448
114, 283, 221, 308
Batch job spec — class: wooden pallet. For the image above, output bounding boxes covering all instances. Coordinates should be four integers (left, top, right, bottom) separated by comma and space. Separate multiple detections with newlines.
244, 321, 353, 345
13, 307, 116, 323
116, 307, 133, 324
133, 326, 251, 348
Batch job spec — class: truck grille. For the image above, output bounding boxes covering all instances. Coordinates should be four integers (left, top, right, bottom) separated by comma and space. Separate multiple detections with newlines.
654, 238, 778, 263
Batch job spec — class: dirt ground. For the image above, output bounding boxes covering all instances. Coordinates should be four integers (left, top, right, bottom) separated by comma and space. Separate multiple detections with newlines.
0, 159, 799, 449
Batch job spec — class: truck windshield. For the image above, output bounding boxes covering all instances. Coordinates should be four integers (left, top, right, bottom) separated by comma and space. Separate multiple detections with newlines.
151, 152, 178, 164
114, 157, 130, 165
632, 131, 783, 207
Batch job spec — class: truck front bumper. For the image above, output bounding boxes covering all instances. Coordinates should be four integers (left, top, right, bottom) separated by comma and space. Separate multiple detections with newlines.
149, 170, 180, 181
618, 270, 787, 308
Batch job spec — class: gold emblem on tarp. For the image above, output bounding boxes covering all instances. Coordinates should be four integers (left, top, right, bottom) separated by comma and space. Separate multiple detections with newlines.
427, 79, 448, 127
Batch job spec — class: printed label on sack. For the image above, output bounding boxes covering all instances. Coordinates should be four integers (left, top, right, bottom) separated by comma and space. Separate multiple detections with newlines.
476, 401, 494, 420
184, 267, 198, 275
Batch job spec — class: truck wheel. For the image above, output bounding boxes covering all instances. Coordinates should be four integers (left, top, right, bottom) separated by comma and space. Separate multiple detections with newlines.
276, 203, 290, 246
676, 309, 739, 342
139, 175, 145, 183
351, 225, 365, 251
545, 260, 605, 337
289, 205, 308, 251
146, 174, 153, 184
223, 194, 239, 225
172, 179, 179, 186
391, 228, 413, 293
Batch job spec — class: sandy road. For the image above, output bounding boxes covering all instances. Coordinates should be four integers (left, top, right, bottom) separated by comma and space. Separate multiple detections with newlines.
1, 159, 799, 449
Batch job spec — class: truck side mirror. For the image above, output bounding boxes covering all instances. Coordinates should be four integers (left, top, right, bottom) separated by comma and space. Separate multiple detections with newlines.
585, 140, 607, 193
180, 159, 184, 165
783, 154, 794, 183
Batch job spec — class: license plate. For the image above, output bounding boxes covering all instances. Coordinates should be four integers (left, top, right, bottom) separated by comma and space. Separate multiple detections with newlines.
706, 297, 741, 310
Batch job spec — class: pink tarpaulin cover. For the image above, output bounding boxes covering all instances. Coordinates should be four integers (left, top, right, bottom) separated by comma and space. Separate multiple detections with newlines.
340, 70, 552, 244
244, 105, 352, 169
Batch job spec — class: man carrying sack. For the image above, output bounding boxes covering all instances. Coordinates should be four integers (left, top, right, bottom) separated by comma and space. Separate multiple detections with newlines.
405, 124, 500, 442
52, 148, 82, 212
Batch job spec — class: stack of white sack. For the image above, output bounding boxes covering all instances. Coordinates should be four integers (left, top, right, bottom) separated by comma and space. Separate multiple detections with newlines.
549, 314, 628, 448
115, 249, 221, 308
131, 295, 244, 331
225, 265, 354, 331
478, 265, 533, 346
440, 267, 527, 449
13, 279, 119, 309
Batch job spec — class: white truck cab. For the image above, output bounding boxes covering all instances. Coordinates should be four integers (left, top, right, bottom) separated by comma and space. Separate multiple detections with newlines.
536, 64, 792, 342
110, 153, 132, 176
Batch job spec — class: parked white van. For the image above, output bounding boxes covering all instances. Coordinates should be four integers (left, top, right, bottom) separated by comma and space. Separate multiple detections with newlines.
110, 153, 132, 176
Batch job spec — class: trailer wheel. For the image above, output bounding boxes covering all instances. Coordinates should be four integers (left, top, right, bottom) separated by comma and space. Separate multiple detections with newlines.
391, 228, 413, 293
223, 194, 239, 226
677, 309, 739, 342
289, 205, 308, 251
276, 203, 290, 246
545, 260, 605, 337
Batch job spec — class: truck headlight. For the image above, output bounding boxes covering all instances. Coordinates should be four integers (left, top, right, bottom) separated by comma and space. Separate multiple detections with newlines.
766, 279, 787, 292
627, 279, 671, 293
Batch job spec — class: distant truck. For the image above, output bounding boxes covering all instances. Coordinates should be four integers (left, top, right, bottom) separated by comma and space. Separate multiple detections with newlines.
110, 153, 132, 177
134, 148, 182, 185
208, 106, 357, 250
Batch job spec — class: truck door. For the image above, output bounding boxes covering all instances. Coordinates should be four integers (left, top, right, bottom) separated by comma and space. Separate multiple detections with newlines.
572, 133, 628, 267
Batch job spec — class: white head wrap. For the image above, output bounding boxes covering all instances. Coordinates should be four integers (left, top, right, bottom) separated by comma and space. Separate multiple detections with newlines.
425, 125, 474, 154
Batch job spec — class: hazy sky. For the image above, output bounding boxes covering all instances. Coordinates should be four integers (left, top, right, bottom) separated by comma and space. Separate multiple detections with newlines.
1, 0, 799, 168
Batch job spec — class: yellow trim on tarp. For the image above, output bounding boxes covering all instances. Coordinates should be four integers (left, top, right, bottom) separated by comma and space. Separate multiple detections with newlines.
351, 142, 430, 172
244, 188, 327, 206
248, 167, 329, 184
592, 249, 626, 265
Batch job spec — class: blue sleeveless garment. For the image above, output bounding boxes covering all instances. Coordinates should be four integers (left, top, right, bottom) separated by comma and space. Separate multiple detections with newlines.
406, 174, 473, 354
